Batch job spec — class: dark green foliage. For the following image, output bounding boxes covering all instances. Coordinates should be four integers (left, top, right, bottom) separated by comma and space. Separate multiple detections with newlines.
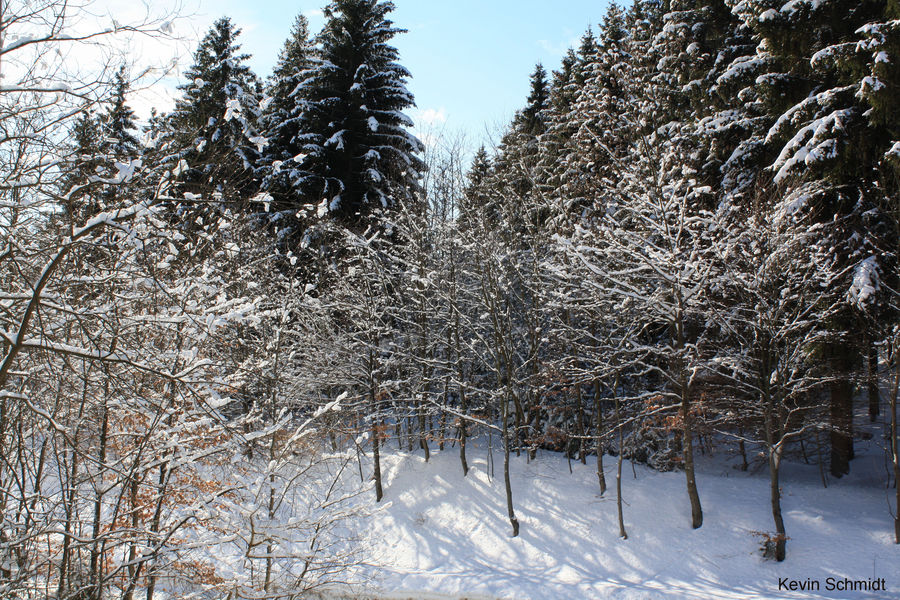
519, 63, 550, 136
62, 108, 104, 223
466, 0, 900, 484
103, 66, 141, 160
170, 17, 262, 203
289, 0, 424, 228
261, 14, 316, 212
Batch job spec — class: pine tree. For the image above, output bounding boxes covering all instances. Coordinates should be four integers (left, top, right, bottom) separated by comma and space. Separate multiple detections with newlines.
61, 107, 104, 225
261, 14, 316, 215
96, 65, 142, 208
169, 17, 263, 204
557, 2, 632, 222
740, 0, 899, 476
489, 63, 551, 233
519, 63, 550, 137
290, 0, 424, 227
462, 146, 492, 217
102, 65, 141, 160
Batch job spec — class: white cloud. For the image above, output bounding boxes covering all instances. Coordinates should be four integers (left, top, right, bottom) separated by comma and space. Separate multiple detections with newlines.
415, 107, 448, 127
538, 31, 581, 57
409, 108, 449, 150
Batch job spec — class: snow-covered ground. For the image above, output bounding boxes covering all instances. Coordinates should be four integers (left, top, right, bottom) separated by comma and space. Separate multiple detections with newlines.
320, 434, 899, 600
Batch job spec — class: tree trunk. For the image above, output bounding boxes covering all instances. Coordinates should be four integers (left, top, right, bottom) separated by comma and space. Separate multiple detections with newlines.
373, 421, 384, 502
370, 351, 383, 502
502, 389, 519, 537
674, 307, 702, 529
594, 379, 606, 495
418, 394, 430, 462
829, 377, 854, 477
829, 342, 855, 476
890, 349, 900, 543
681, 385, 703, 529
90, 399, 109, 600
769, 447, 787, 561
459, 385, 469, 477
764, 386, 786, 561
614, 389, 627, 539
576, 383, 586, 464
868, 343, 880, 422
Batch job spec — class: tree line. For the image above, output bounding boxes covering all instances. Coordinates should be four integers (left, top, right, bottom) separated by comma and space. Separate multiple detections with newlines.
1, 0, 899, 598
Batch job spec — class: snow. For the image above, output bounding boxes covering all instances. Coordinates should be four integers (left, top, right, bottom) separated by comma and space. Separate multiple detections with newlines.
326, 130, 347, 150
848, 256, 879, 307
771, 108, 855, 184
251, 192, 273, 212
309, 438, 899, 600
248, 135, 268, 153
886, 141, 900, 161
223, 98, 242, 122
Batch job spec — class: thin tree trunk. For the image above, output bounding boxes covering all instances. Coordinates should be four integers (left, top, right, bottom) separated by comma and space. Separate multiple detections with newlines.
889, 347, 900, 543
765, 392, 787, 562
680, 372, 702, 529
675, 306, 702, 529
830, 377, 854, 477
769, 447, 786, 561
144, 461, 169, 600
56, 445, 80, 599
869, 343, 880, 422
122, 475, 142, 600
576, 383, 586, 464
459, 385, 469, 477
594, 379, 606, 495
89, 399, 109, 600
502, 389, 519, 537
418, 394, 430, 462
370, 350, 383, 502
614, 380, 627, 540
738, 438, 748, 472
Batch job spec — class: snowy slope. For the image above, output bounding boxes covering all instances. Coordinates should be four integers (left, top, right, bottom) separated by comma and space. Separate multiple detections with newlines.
320, 436, 899, 600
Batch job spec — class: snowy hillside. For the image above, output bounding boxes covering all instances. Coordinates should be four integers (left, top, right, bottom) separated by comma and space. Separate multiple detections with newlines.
319, 438, 898, 600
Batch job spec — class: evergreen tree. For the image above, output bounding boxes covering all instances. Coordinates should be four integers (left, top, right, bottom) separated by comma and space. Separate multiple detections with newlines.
739, 0, 899, 476
261, 13, 316, 215
102, 65, 141, 160
557, 2, 632, 222
463, 146, 492, 215
97, 65, 142, 207
169, 17, 263, 204
62, 107, 104, 225
539, 26, 609, 230
489, 63, 551, 233
290, 0, 424, 227
519, 63, 550, 137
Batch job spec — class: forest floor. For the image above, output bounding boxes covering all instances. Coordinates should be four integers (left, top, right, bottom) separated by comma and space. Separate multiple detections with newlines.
318, 425, 899, 600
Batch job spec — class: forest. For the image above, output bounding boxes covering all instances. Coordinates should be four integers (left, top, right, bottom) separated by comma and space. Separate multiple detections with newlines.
1, 0, 899, 598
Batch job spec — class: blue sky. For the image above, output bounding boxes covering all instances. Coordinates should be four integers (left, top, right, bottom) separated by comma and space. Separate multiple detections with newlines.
179, 0, 612, 146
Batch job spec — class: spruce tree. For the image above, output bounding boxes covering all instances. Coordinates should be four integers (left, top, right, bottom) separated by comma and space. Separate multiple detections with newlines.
102, 65, 140, 160
290, 0, 424, 227
538, 27, 606, 229
519, 63, 550, 137
261, 14, 316, 214
62, 108, 104, 225
97, 65, 142, 207
489, 63, 551, 233
169, 17, 262, 204
559, 3, 631, 221
740, 0, 899, 476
